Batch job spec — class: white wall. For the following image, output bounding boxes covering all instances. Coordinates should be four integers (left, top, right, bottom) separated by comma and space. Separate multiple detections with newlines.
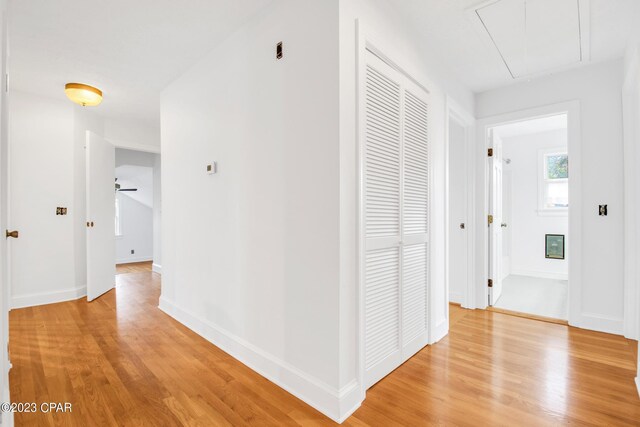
116, 192, 153, 263
8, 90, 160, 308
502, 129, 569, 280
160, 0, 346, 421
105, 117, 160, 152
116, 147, 156, 168
476, 59, 625, 334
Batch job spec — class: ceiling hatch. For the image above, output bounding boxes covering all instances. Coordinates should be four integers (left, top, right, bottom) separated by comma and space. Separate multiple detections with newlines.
472, 0, 590, 79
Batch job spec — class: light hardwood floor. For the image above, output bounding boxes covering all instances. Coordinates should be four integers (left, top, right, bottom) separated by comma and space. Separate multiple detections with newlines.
116, 261, 153, 275
9, 270, 640, 426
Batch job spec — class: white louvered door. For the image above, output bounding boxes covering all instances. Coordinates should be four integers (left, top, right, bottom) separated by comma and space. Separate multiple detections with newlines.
363, 51, 430, 389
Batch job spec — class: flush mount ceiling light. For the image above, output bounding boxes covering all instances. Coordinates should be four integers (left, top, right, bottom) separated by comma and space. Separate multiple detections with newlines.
64, 83, 103, 106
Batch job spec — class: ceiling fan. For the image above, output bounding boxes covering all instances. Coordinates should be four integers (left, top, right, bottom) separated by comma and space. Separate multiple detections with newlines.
115, 178, 137, 192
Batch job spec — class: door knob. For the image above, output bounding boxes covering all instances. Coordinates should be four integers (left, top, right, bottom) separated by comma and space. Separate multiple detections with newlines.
501, 223, 508, 228
460, 223, 465, 229
5, 230, 18, 238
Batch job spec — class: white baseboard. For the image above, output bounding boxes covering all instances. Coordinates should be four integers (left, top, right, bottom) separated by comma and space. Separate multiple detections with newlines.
430, 318, 448, 344
11, 286, 86, 309
152, 263, 162, 274
509, 270, 568, 281
158, 297, 363, 423
2, 362, 13, 426
572, 312, 624, 336
116, 256, 154, 265
636, 376, 640, 398
449, 292, 464, 305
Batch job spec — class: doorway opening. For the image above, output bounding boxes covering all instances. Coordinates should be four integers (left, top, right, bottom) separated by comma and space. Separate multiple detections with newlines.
114, 148, 160, 277
487, 114, 569, 321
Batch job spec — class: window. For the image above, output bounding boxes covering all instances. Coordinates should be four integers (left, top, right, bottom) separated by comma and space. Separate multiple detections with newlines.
115, 197, 122, 236
539, 148, 568, 213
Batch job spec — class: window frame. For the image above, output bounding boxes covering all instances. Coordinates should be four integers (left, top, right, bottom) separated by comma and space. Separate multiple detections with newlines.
538, 147, 568, 216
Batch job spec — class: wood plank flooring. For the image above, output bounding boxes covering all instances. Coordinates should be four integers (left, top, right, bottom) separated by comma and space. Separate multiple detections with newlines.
9, 270, 640, 426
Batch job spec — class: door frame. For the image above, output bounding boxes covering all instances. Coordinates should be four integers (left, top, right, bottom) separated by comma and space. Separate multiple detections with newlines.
356, 21, 435, 400
474, 101, 581, 325
622, 48, 640, 340
0, 0, 11, 424
445, 97, 476, 309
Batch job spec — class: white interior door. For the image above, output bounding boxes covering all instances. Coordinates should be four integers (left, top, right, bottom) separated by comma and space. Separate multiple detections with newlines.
86, 131, 115, 301
448, 119, 468, 304
363, 50, 429, 389
489, 131, 503, 305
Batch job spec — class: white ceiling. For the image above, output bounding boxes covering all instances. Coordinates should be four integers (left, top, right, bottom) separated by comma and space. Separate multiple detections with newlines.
494, 114, 567, 139
476, 0, 583, 78
9, 0, 640, 124
387, 0, 640, 92
116, 165, 153, 208
8, 0, 273, 126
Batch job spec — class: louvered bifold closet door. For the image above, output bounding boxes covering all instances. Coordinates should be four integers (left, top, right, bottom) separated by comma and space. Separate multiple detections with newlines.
364, 50, 431, 389
363, 52, 403, 388
401, 81, 430, 360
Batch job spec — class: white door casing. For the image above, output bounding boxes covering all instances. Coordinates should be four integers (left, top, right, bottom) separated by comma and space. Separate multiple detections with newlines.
488, 131, 503, 306
86, 131, 116, 301
363, 50, 429, 389
0, 0, 10, 423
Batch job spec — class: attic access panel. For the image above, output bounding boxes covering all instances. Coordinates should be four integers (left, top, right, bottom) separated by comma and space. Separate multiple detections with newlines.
475, 0, 585, 79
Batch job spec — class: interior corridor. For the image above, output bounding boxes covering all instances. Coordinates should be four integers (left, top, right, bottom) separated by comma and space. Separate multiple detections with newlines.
8, 271, 640, 426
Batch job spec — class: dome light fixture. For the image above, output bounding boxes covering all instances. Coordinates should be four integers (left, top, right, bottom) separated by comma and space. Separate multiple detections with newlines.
64, 83, 103, 106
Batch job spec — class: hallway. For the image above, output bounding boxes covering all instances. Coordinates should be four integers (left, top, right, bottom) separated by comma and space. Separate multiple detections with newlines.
8, 271, 640, 426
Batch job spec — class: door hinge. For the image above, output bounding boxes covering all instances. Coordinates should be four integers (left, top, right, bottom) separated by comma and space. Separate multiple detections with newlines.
488, 279, 493, 287
488, 148, 493, 157
488, 214, 493, 225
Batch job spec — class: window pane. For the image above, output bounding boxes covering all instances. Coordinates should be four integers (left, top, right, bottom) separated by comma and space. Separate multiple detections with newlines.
545, 181, 568, 208
547, 154, 568, 179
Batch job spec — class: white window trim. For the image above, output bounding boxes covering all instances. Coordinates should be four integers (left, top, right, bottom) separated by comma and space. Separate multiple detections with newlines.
537, 147, 568, 216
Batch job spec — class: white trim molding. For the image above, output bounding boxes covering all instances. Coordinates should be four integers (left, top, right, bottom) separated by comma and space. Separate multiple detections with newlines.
622, 44, 640, 340
158, 297, 362, 423
111, 140, 160, 154
574, 312, 623, 336
152, 263, 162, 274
11, 286, 86, 309
115, 256, 154, 265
